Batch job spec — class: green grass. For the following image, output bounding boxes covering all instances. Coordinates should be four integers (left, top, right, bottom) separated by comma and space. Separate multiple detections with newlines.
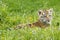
0, 0, 60, 40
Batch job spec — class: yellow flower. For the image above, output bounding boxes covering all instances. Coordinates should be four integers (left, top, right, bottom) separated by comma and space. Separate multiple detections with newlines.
29, 17, 32, 20
1, 37, 5, 40
30, 32, 32, 35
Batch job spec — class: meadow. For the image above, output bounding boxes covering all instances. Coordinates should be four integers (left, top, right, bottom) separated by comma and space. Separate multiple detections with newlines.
0, 0, 60, 40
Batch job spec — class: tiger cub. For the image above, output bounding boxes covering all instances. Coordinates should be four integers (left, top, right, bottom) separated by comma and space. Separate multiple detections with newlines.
14, 8, 53, 29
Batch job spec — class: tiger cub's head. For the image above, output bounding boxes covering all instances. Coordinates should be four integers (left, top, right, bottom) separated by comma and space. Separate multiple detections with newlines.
38, 8, 53, 25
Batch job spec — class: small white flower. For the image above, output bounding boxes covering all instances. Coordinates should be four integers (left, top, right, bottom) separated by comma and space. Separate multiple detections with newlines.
32, 30, 36, 34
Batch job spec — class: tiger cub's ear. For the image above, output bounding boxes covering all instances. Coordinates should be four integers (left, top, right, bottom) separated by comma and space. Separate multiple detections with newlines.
38, 10, 43, 15
48, 8, 53, 14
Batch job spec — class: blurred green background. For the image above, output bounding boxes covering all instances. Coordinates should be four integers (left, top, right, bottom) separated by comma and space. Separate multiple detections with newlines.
0, 0, 60, 40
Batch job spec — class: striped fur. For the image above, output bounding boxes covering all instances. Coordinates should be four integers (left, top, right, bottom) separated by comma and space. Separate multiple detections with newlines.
14, 8, 53, 29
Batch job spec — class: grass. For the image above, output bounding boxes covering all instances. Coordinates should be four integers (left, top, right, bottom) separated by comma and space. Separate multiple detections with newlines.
0, 0, 60, 40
